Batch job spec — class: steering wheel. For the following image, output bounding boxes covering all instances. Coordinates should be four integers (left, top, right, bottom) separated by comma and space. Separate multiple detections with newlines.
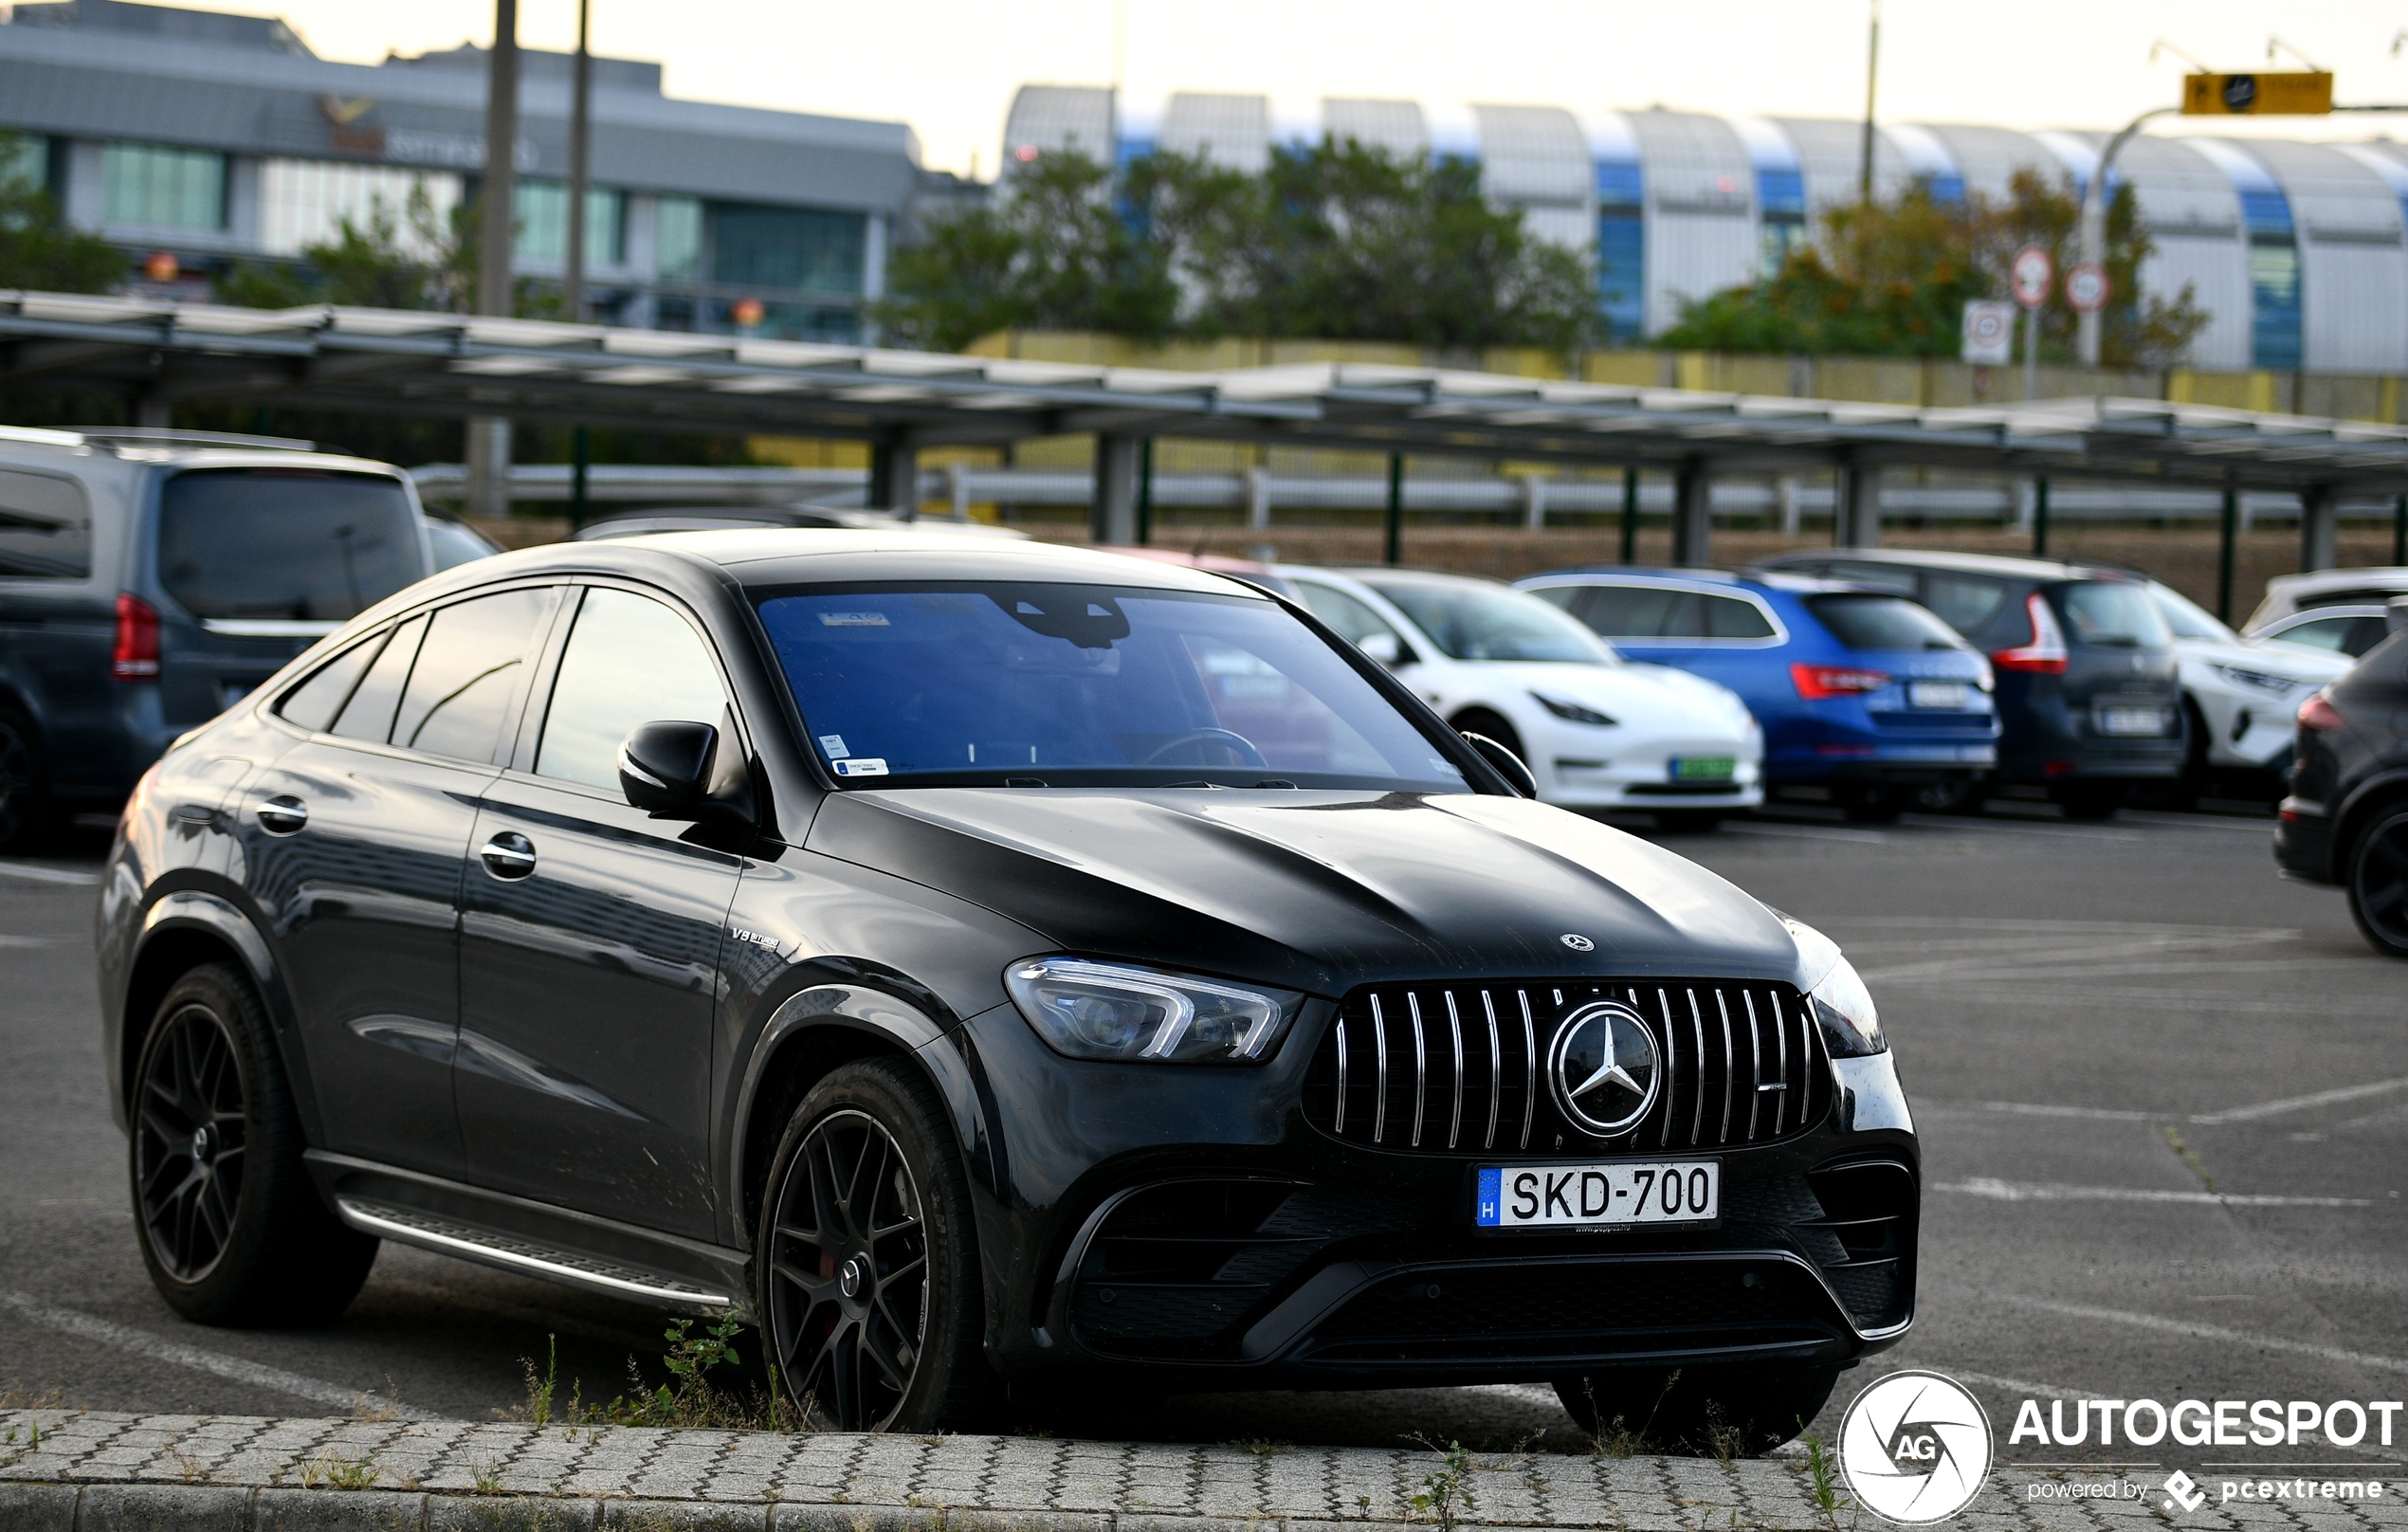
1138, 728, 1269, 768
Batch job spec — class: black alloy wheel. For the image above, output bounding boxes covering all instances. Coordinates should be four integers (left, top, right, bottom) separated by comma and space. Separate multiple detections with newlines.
0, 706, 52, 855
758, 1060, 990, 1432
129, 964, 379, 1324
2346, 808, 2408, 958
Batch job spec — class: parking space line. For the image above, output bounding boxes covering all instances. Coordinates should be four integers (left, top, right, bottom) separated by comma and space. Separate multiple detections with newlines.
2119, 810, 2278, 832
1927, 1100, 2157, 1122
0, 861, 100, 886
0, 935, 52, 948
2192, 1076, 2408, 1125
1997, 1295, 2408, 1377
1935, 1177, 2372, 1207
1719, 822, 1890, 845
0, 1288, 444, 1420
1896, 815, 2141, 842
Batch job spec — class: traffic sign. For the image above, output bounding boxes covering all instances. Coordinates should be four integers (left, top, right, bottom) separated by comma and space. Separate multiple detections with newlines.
1961, 301, 2015, 365
2011, 246, 2053, 308
2064, 263, 2109, 314
2181, 71, 2333, 116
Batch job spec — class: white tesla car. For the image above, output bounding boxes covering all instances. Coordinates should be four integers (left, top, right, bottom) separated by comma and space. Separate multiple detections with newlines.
1277, 565, 1762, 827
2143, 580, 2350, 795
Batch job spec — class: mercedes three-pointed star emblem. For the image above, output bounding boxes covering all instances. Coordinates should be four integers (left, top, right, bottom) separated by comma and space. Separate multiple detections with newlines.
1546, 1001, 1662, 1136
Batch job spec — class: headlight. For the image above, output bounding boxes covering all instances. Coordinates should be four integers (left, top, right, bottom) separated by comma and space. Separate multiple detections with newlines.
1531, 691, 1617, 726
1005, 957, 1301, 1063
1782, 917, 1885, 1058
2211, 664, 2300, 697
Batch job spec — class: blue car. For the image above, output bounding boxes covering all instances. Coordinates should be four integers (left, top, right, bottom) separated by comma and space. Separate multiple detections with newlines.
1515, 568, 1999, 821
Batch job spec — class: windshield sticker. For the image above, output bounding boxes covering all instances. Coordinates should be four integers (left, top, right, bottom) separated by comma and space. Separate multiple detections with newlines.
831, 757, 888, 777
817, 734, 850, 759
818, 611, 890, 627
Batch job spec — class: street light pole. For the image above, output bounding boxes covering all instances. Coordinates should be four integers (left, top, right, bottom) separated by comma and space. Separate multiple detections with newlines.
2075, 105, 2175, 365
1856, 0, 1881, 209
467, 0, 520, 522
566, 0, 592, 531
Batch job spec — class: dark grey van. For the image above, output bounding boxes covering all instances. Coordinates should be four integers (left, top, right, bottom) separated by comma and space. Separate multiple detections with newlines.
0, 429, 432, 850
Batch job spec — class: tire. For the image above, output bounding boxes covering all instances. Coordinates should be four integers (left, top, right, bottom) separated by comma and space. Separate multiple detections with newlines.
2049, 781, 2126, 821
0, 706, 57, 855
2344, 807, 2408, 959
1653, 811, 1724, 832
1834, 784, 1909, 824
1555, 1363, 1842, 1457
1915, 776, 1985, 814
1449, 708, 1523, 767
129, 962, 378, 1325
756, 1058, 994, 1432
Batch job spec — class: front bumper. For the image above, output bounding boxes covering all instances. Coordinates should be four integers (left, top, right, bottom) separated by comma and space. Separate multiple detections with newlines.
951, 1001, 1917, 1391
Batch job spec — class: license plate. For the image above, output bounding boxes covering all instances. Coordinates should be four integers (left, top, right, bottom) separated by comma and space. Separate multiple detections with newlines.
1907, 681, 1969, 709
2097, 705, 2166, 736
1476, 1160, 1720, 1230
1668, 757, 1735, 782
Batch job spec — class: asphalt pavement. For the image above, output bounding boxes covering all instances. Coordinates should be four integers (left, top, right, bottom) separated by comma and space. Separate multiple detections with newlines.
3, 797, 2401, 1470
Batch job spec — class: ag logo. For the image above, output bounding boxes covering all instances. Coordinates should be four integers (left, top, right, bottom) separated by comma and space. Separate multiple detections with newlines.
1838, 1370, 1993, 1524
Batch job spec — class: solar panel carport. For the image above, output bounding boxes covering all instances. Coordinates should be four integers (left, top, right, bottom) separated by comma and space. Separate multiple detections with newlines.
4, 288, 2404, 574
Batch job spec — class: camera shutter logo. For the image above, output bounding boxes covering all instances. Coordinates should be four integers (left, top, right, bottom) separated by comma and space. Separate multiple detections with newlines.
1546, 1001, 1660, 1135
1838, 1370, 1994, 1524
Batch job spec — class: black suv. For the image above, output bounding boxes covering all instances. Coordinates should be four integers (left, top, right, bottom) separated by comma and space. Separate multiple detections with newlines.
1758, 549, 2182, 818
2276, 602, 2408, 958
99, 532, 1918, 1449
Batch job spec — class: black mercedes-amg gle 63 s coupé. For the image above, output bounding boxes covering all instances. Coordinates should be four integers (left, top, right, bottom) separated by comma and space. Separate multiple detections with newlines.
99, 532, 1917, 1450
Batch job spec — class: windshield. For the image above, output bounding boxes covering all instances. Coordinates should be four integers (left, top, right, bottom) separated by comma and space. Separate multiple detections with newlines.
756, 582, 1470, 792
2057, 580, 2172, 647
2146, 583, 2235, 644
1804, 593, 1968, 652
1356, 577, 1614, 664
158, 469, 424, 621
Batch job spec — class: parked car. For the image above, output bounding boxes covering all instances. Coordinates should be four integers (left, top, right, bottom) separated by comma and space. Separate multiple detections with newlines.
572, 504, 1029, 540
1756, 550, 2183, 819
425, 512, 504, 571
100, 529, 1917, 1450
2243, 566, 2408, 634
2275, 600, 2408, 957
1515, 568, 1997, 822
0, 426, 433, 852
1275, 565, 1763, 828
2137, 580, 2351, 800
2253, 604, 2398, 662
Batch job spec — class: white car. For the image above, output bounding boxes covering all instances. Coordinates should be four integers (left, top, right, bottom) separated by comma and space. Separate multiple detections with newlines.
1276, 565, 1763, 826
2242, 566, 2408, 634
2143, 581, 2350, 793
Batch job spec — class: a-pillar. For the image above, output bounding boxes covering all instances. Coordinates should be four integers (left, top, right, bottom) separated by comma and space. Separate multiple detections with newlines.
867, 440, 921, 519
1091, 434, 1141, 544
1669, 456, 1712, 567
1836, 462, 1881, 548
2298, 483, 2339, 574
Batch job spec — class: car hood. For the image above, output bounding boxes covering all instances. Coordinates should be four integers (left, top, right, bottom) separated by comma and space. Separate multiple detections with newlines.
2176, 636, 2351, 684
805, 787, 1802, 998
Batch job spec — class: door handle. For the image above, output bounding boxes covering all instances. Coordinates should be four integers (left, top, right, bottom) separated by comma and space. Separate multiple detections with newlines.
479, 831, 537, 880
254, 795, 307, 835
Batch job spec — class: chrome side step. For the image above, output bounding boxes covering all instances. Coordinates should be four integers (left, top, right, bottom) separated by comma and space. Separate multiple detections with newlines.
336, 1197, 733, 1311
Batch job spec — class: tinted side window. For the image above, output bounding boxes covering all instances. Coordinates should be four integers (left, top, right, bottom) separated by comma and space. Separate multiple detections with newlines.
392, 589, 550, 761
1919, 574, 2010, 635
157, 469, 422, 621
1806, 594, 1964, 651
535, 588, 729, 790
277, 629, 392, 733
1705, 594, 1776, 639
330, 614, 424, 743
0, 469, 91, 579
1824, 561, 1918, 597
1524, 585, 1579, 611
1578, 585, 1684, 637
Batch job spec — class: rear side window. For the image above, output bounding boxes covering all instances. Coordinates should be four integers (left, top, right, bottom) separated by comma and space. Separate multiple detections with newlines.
1806, 593, 1965, 651
277, 629, 392, 733
1576, 585, 1693, 637
0, 469, 91, 579
1823, 561, 1918, 597
1919, 573, 2010, 635
536, 588, 729, 790
391, 589, 551, 761
156, 469, 422, 621
330, 614, 424, 742
1705, 594, 1776, 639
2057, 582, 2171, 647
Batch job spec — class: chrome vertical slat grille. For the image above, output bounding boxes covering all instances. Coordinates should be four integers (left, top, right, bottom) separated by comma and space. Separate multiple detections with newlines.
1304, 977, 1828, 1156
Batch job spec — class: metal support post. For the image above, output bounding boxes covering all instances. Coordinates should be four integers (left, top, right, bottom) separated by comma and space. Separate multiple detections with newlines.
2394, 492, 2406, 567
569, 425, 589, 533
2216, 482, 2238, 623
2032, 476, 2050, 557
1837, 463, 1880, 548
1135, 438, 1154, 545
469, 0, 520, 525
1619, 467, 1638, 564
1522, 473, 1547, 532
2299, 483, 2338, 574
1383, 454, 1404, 566
1670, 456, 1712, 567
1246, 466, 1270, 530
1091, 435, 1139, 543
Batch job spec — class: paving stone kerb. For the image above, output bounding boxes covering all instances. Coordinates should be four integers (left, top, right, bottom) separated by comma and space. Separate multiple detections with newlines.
2, 1412, 2401, 1532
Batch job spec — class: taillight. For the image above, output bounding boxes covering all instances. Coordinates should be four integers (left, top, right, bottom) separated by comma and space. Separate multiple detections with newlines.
1791, 663, 1889, 699
113, 593, 160, 680
1991, 592, 2070, 674
2297, 692, 2344, 733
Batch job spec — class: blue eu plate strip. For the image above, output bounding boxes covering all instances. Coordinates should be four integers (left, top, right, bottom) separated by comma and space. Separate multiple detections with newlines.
1476, 1167, 1502, 1228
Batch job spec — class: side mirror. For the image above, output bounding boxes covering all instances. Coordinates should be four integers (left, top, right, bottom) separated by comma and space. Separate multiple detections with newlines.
618, 720, 720, 818
1359, 630, 1404, 666
1460, 731, 1537, 797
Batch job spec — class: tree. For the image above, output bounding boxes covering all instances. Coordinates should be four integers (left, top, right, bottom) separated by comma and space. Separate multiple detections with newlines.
875, 142, 1597, 355
215, 185, 480, 312
0, 131, 124, 294
1660, 170, 2208, 368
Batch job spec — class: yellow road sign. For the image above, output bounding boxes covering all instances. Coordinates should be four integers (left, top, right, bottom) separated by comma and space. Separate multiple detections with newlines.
2181, 72, 2334, 116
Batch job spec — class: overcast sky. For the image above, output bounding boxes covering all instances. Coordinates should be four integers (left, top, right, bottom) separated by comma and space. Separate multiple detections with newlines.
123, 0, 2408, 176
